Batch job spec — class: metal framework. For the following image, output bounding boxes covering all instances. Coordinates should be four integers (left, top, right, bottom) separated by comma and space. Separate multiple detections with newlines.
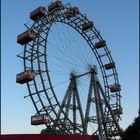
17, 1, 122, 140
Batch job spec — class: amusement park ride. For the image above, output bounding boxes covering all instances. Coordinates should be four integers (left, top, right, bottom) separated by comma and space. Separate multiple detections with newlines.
16, 1, 123, 140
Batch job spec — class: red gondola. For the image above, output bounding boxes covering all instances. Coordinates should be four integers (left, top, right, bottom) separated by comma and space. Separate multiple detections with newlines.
113, 108, 123, 115
104, 62, 115, 70
95, 40, 106, 49
82, 21, 93, 31
65, 7, 79, 18
30, 6, 46, 21
48, 1, 63, 13
17, 30, 34, 45
31, 114, 51, 125
110, 84, 121, 92
16, 70, 35, 84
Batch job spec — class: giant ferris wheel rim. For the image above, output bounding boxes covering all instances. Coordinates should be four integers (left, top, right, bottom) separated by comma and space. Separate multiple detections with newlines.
21, 2, 122, 135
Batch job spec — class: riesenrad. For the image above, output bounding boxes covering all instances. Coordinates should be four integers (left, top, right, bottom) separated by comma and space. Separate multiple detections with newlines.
16, 1, 123, 140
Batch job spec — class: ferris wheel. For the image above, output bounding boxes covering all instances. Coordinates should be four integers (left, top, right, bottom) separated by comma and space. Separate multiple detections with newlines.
16, 1, 123, 140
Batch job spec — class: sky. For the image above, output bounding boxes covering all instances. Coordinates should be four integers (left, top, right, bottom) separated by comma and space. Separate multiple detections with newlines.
1, 0, 139, 134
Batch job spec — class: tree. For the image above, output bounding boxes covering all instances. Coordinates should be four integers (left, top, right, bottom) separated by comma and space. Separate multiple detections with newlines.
121, 116, 140, 140
40, 126, 65, 134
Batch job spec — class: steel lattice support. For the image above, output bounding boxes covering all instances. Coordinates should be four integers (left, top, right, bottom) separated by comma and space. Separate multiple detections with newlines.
83, 67, 122, 140
54, 73, 84, 133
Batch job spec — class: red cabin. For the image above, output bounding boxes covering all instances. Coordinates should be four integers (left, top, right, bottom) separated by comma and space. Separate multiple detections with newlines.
48, 1, 63, 13
30, 6, 46, 21
95, 40, 106, 49
16, 70, 35, 84
65, 7, 79, 18
82, 21, 93, 31
31, 114, 51, 125
110, 84, 121, 92
17, 30, 34, 45
104, 62, 115, 70
113, 108, 123, 115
